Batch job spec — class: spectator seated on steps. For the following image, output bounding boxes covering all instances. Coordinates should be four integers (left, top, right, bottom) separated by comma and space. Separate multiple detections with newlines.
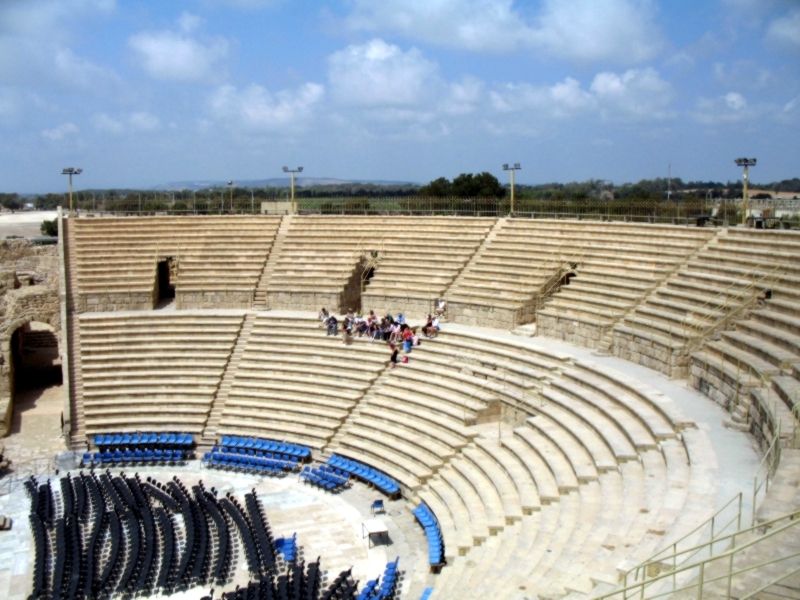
319, 307, 329, 326
326, 314, 338, 336
396, 313, 406, 325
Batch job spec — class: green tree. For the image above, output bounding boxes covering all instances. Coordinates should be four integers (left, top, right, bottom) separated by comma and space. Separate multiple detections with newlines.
40, 219, 58, 237
418, 177, 452, 197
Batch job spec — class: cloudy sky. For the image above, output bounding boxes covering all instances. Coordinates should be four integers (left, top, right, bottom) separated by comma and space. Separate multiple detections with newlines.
0, 0, 798, 192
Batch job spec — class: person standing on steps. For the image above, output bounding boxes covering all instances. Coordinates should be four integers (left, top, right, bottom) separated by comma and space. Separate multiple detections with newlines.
390, 343, 399, 369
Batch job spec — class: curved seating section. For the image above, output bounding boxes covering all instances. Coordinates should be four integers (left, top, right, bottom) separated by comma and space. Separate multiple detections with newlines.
360, 217, 496, 317
614, 228, 800, 378
331, 327, 716, 599
264, 216, 495, 314
413, 504, 444, 568
300, 465, 350, 491
202, 445, 301, 474
70, 216, 281, 310
219, 435, 311, 458
217, 314, 388, 448
328, 454, 400, 496
79, 313, 244, 438
446, 219, 714, 332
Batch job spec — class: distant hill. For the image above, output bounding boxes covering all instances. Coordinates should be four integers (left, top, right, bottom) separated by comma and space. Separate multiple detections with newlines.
152, 178, 418, 191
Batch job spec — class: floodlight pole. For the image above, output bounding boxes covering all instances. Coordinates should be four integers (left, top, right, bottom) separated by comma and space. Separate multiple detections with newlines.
734, 158, 756, 226
503, 163, 521, 214
228, 181, 234, 213
61, 167, 83, 215
283, 166, 304, 214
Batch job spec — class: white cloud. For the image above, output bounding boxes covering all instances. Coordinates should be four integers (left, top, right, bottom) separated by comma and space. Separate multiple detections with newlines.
0, 1, 119, 88
128, 16, 230, 83
210, 83, 324, 131
724, 92, 747, 112
177, 11, 205, 33
41, 122, 79, 140
345, 0, 663, 64
91, 111, 161, 134
590, 67, 673, 119
490, 77, 596, 118
713, 61, 773, 89
440, 77, 485, 115
766, 9, 800, 49
490, 67, 672, 122
91, 113, 125, 134
327, 39, 439, 107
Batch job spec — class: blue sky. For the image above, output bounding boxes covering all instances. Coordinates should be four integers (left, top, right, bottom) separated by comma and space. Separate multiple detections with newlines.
0, 0, 798, 192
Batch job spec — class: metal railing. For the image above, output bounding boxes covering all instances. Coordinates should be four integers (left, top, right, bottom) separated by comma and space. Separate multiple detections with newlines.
594, 508, 800, 599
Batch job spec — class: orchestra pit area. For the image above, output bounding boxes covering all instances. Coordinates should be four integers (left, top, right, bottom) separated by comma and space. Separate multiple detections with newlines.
0, 213, 798, 600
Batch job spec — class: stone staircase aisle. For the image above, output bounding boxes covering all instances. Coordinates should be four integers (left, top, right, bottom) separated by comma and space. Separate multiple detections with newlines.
323, 364, 395, 453
64, 217, 87, 450
199, 312, 255, 450
254, 214, 293, 309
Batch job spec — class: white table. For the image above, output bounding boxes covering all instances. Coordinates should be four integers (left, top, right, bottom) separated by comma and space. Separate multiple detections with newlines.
362, 518, 389, 548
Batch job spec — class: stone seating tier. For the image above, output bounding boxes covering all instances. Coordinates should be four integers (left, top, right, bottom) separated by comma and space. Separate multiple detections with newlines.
77, 313, 244, 438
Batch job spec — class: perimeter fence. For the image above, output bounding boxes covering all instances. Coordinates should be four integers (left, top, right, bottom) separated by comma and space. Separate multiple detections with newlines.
68, 196, 800, 227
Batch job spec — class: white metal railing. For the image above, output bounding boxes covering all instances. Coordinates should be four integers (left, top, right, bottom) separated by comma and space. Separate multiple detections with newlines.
593, 509, 800, 599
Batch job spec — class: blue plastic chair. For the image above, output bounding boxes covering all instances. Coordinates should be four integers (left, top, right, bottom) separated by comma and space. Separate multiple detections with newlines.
81, 452, 92, 467
167, 433, 177, 446
92, 452, 102, 464
148, 433, 158, 444
103, 434, 113, 446
112, 450, 123, 463
221, 435, 232, 446
163, 449, 173, 461
176, 433, 186, 446
123, 450, 133, 463
130, 433, 141, 445
184, 433, 194, 446
144, 449, 154, 462
121, 433, 131, 445
134, 449, 143, 462
102, 450, 113, 463
158, 433, 169, 446
154, 449, 164, 461
112, 434, 122, 446
93, 434, 104, 447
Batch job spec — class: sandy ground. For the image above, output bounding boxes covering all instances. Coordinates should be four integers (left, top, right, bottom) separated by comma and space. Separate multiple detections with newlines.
0, 211, 58, 239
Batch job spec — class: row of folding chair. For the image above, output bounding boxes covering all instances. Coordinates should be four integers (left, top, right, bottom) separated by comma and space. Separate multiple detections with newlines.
356, 558, 400, 600
83, 448, 186, 466
328, 454, 400, 496
219, 436, 311, 458
299, 466, 349, 491
209, 446, 300, 466
413, 504, 444, 566
94, 432, 194, 448
274, 533, 297, 563
203, 452, 298, 475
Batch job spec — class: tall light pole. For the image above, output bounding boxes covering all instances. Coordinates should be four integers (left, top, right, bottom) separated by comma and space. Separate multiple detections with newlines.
503, 163, 521, 214
61, 167, 83, 215
734, 158, 756, 226
283, 166, 303, 214
228, 181, 234, 213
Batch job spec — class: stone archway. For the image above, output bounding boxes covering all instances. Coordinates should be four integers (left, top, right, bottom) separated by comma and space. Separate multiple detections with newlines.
0, 286, 61, 437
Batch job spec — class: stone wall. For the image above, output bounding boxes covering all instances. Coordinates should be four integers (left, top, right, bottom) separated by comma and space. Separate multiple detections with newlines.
0, 240, 60, 436
177, 290, 254, 309
689, 355, 754, 417
361, 295, 433, 320
79, 290, 156, 312
448, 301, 519, 329
613, 328, 688, 378
538, 312, 610, 350
267, 290, 342, 312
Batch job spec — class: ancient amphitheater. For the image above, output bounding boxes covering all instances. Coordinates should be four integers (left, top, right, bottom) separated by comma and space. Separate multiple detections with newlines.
0, 211, 798, 600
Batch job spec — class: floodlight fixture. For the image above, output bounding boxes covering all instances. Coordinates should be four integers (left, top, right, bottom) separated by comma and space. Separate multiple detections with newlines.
734, 157, 757, 225
61, 167, 83, 214
503, 163, 522, 214
283, 166, 304, 214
